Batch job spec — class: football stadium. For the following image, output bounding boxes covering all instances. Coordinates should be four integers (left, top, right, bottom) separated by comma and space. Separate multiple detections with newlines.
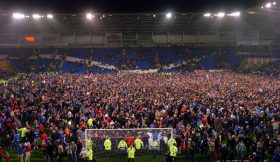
0, 0, 279, 162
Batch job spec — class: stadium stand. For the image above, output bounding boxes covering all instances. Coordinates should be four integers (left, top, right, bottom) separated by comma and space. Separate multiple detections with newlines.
0, 2, 280, 162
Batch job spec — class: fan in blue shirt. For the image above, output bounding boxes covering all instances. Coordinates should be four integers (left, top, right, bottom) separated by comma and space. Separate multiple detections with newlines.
17, 144, 25, 154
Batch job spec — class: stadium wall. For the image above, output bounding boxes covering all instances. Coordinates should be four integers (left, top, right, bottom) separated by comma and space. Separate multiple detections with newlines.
0, 31, 274, 48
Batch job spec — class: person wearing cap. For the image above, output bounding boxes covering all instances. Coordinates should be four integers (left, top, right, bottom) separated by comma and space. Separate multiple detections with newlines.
134, 137, 144, 156
170, 143, 178, 162
151, 138, 158, 158
127, 144, 136, 162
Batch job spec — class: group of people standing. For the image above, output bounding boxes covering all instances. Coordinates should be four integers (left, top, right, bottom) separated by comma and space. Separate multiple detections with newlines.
0, 72, 279, 162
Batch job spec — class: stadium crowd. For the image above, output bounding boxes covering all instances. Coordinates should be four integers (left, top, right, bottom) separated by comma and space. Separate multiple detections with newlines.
0, 70, 14, 80
0, 71, 279, 162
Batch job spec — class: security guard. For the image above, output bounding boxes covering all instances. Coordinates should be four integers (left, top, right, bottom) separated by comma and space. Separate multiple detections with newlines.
168, 137, 177, 148
104, 137, 112, 151
127, 144, 136, 162
104, 137, 112, 158
134, 137, 144, 156
87, 148, 93, 162
118, 139, 128, 158
170, 143, 178, 162
86, 137, 93, 150
151, 138, 159, 158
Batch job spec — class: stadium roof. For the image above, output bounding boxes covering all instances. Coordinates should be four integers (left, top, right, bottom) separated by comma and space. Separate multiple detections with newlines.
0, 0, 262, 13
0, 4, 280, 35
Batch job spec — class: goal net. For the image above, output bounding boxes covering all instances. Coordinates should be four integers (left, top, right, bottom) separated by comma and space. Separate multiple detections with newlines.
83, 128, 173, 160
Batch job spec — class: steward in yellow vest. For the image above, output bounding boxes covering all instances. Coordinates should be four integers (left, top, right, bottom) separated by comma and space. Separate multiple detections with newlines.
151, 138, 159, 158
170, 143, 178, 162
86, 138, 93, 150
134, 138, 144, 150
87, 148, 93, 161
118, 139, 128, 152
127, 145, 136, 162
168, 138, 177, 148
104, 138, 112, 151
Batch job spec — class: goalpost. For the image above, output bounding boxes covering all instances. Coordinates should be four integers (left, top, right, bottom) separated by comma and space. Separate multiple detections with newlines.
83, 128, 174, 159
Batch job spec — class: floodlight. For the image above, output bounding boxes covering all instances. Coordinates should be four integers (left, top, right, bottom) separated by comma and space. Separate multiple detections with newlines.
227, 11, 241, 17
86, 13, 94, 20
13, 13, 25, 19
216, 12, 225, 18
166, 12, 172, 19
266, 2, 272, 8
32, 14, 42, 19
47, 14, 53, 19
153, 14, 156, 18
204, 13, 211, 17
261, 6, 264, 9
273, 2, 276, 5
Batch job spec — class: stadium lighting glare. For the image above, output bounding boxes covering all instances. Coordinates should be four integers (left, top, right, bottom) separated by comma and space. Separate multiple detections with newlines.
266, 2, 272, 8
32, 14, 42, 19
166, 12, 172, 19
227, 11, 241, 17
273, 2, 276, 5
47, 14, 53, 19
86, 13, 94, 20
13, 13, 25, 19
203, 13, 211, 17
153, 14, 156, 18
261, 6, 264, 9
216, 12, 225, 18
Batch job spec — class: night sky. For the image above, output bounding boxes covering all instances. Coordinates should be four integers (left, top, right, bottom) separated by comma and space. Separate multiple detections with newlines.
1, 0, 264, 13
